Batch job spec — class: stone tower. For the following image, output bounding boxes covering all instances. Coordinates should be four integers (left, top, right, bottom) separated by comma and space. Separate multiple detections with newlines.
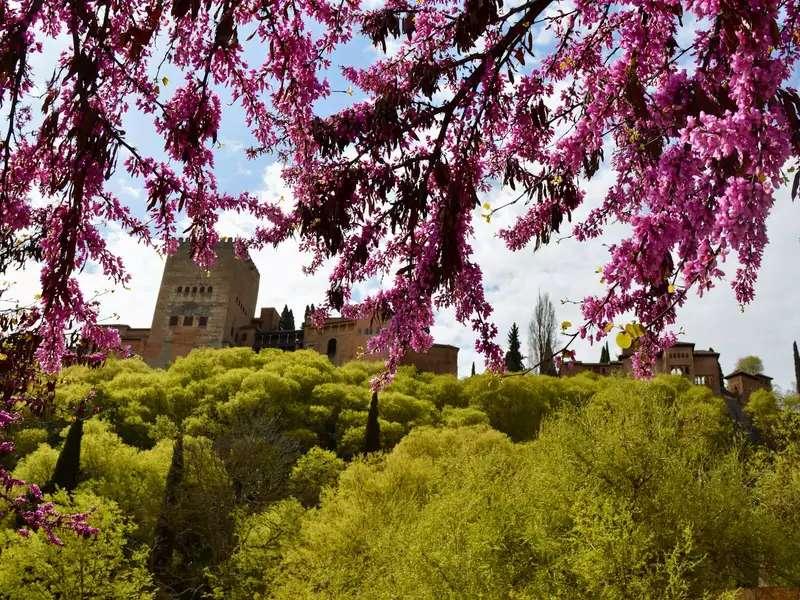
143, 238, 260, 367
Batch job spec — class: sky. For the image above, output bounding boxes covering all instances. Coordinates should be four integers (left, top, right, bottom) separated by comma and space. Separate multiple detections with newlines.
7, 3, 800, 390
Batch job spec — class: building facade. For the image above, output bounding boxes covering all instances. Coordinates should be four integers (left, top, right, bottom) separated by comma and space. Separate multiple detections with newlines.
560, 341, 772, 404
106, 239, 458, 375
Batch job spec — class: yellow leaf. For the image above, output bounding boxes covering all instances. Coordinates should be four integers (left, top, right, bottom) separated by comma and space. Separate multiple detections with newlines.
616, 332, 632, 349
561, 320, 572, 331
161, 76, 169, 86
604, 322, 614, 333
667, 283, 676, 294
0, 353, 7, 361
595, 266, 602, 274
482, 202, 491, 210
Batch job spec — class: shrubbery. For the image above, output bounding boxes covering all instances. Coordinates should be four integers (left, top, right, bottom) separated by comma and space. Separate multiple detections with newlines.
2, 348, 799, 599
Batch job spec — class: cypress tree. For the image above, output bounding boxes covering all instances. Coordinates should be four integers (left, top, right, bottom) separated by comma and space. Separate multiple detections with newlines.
42, 418, 83, 494
600, 343, 610, 363
150, 433, 184, 583
470, 362, 476, 376
279, 305, 295, 330
794, 341, 800, 393
504, 323, 524, 372
364, 391, 381, 453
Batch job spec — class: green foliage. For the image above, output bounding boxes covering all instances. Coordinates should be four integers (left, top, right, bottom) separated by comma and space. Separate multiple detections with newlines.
0, 491, 155, 599
9, 347, 800, 599
289, 447, 346, 507
441, 406, 490, 428
734, 355, 765, 375
270, 382, 796, 599
10, 427, 48, 459
209, 499, 305, 600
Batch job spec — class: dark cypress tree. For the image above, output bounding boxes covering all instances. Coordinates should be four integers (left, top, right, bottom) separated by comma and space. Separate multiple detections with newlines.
364, 391, 381, 454
504, 323, 524, 372
794, 341, 800, 393
42, 418, 83, 494
470, 362, 476, 376
600, 343, 610, 364
279, 305, 294, 330
150, 433, 184, 585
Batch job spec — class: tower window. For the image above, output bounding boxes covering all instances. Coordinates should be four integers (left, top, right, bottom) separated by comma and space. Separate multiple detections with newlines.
326, 338, 337, 361
199, 286, 205, 293
168, 316, 178, 326
177, 286, 182, 293
198, 316, 208, 328
207, 286, 213, 294
191, 286, 197, 294
183, 316, 193, 326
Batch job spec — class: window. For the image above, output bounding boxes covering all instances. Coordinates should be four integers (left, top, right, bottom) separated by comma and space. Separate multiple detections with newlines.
694, 375, 707, 385
326, 338, 337, 361
191, 286, 197, 294
199, 286, 205, 293
198, 316, 208, 328
183, 316, 193, 326
207, 286, 213, 294
177, 286, 182, 293
168, 316, 178, 326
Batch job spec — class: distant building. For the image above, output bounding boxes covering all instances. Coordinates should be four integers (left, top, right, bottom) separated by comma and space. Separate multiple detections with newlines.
103, 239, 458, 375
560, 341, 771, 404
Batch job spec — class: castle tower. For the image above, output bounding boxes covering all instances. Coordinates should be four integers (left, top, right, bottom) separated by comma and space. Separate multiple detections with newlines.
143, 238, 260, 368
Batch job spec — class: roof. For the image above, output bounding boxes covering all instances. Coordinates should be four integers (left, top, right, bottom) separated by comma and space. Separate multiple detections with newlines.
723, 370, 773, 381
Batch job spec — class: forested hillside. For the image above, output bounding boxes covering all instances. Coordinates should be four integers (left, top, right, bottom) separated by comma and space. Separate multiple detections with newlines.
1, 348, 799, 599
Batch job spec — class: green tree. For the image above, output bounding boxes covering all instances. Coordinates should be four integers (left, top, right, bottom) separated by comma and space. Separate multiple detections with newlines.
279, 305, 296, 330
42, 418, 83, 494
0, 491, 155, 599
504, 323, 525, 372
470, 362, 476, 377
149, 433, 184, 590
364, 391, 381, 454
600, 342, 610, 364
270, 380, 795, 599
289, 447, 345, 507
793, 341, 799, 393
735, 355, 764, 375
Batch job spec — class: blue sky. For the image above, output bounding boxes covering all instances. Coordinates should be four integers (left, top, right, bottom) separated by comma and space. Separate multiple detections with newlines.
9, 3, 800, 389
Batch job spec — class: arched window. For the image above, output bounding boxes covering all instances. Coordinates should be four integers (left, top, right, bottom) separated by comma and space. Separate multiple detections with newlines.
207, 286, 213, 294
670, 367, 683, 375
326, 338, 337, 361
192, 286, 197, 294
199, 286, 205, 293
177, 286, 182, 293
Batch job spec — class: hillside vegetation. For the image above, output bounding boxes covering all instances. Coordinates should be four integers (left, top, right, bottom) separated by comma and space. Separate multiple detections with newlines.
1, 347, 799, 599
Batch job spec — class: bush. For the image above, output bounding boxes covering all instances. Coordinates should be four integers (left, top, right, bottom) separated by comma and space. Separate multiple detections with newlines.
289, 447, 346, 507
0, 491, 154, 599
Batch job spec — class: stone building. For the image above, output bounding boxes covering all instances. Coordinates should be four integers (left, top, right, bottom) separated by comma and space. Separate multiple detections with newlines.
724, 370, 773, 404
560, 341, 770, 402
141, 238, 260, 368
105, 239, 458, 375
